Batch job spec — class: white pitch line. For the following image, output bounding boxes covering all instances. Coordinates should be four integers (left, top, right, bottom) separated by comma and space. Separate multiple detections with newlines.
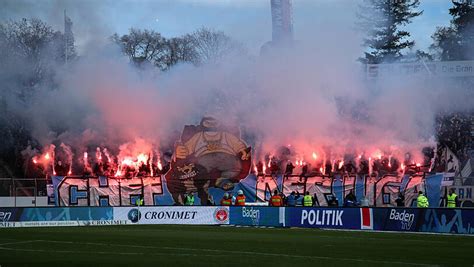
0, 246, 226, 258
0, 240, 41, 246
26, 240, 439, 267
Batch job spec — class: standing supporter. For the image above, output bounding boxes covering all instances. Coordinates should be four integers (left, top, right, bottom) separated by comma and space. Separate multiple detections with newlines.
312, 193, 318, 206
185, 192, 195, 205
287, 191, 296, 207
417, 191, 429, 208
270, 190, 283, 206
328, 195, 339, 207
446, 188, 458, 208
220, 193, 232, 206
235, 190, 246, 206
285, 161, 295, 180
303, 191, 313, 207
344, 190, 357, 207
395, 192, 405, 207
295, 191, 303, 206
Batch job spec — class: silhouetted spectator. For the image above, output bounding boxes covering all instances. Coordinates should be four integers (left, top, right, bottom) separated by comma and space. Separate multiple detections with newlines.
395, 192, 405, 207
344, 190, 357, 207
328, 195, 339, 207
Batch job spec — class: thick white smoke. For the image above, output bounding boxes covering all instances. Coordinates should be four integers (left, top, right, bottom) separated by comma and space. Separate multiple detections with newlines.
3, 0, 473, 171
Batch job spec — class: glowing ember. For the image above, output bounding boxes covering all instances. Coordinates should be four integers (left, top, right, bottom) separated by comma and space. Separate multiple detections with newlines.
157, 160, 163, 171
312, 152, 317, 160
44, 153, 50, 160
122, 158, 133, 166
338, 160, 344, 169
32, 158, 37, 164
96, 147, 102, 161
416, 163, 421, 167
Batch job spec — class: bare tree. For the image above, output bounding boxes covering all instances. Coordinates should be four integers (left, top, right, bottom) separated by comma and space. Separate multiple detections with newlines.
112, 28, 168, 70
163, 35, 198, 68
189, 27, 246, 65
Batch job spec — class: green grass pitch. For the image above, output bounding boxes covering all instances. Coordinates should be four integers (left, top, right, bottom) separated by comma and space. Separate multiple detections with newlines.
0, 225, 472, 267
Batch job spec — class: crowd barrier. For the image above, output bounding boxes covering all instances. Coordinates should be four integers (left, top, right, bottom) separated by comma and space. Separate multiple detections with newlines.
1, 206, 473, 234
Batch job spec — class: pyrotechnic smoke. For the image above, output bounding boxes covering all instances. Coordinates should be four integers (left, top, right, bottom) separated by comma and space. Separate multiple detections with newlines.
2, 0, 473, 175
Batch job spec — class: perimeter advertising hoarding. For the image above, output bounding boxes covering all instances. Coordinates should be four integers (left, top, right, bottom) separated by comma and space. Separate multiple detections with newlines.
113, 206, 230, 225
286, 207, 361, 229
0, 207, 117, 228
229, 206, 282, 227
418, 208, 474, 234
371, 208, 421, 232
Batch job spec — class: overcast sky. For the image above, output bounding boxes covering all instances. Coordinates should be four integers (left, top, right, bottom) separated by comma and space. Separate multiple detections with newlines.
0, 0, 453, 54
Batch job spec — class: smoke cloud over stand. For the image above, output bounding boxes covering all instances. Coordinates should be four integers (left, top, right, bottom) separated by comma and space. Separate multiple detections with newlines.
2, 1, 472, 174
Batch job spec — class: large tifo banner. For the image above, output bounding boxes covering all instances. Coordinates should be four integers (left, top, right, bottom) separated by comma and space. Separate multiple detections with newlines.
113, 206, 229, 225
52, 173, 449, 208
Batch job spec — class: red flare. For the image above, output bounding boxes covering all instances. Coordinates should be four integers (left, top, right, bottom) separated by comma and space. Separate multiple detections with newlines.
312, 152, 317, 160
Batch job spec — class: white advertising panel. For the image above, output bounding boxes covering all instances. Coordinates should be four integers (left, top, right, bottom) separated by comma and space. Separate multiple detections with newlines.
113, 206, 229, 225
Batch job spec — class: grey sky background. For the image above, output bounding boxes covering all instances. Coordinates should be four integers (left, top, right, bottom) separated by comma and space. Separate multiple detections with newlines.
0, 0, 452, 55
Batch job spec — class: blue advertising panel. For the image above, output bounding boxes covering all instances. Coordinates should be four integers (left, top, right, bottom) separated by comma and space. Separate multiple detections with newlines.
372, 208, 421, 232
286, 207, 361, 229
0, 208, 24, 224
19, 207, 113, 221
230, 206, 281, 226
419, 208, 474, 234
